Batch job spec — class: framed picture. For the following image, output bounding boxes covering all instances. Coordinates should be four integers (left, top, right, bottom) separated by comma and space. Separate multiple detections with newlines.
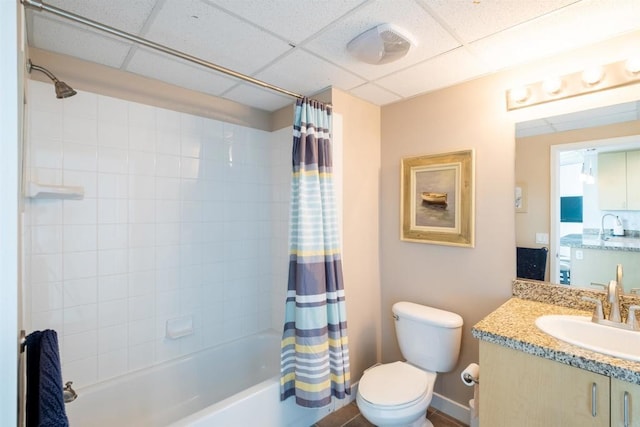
400, 149, 475, 247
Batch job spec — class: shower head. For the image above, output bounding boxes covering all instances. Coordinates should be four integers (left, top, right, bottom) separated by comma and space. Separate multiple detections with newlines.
27, 60, 77, 99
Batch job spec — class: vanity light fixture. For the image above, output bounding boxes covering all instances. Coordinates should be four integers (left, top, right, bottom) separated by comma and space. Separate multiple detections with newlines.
506, 57, 640, 110
579, 149, 595, 185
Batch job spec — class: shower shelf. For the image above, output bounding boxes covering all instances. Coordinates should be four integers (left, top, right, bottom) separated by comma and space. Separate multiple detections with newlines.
26, 182, 84, 200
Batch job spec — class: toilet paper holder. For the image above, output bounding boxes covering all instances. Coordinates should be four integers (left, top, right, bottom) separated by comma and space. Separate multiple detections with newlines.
462, 372, 479, 384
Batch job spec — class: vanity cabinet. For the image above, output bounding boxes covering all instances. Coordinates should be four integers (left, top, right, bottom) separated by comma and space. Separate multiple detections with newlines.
598, 150, 640, 211
480, 341, 610, 426
612, 378, 640, 427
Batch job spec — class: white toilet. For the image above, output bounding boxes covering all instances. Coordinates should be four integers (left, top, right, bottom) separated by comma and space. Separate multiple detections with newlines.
356, 302, 463, 427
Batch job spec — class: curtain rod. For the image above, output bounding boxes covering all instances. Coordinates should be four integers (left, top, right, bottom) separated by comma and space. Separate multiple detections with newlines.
21, 0, 305, 101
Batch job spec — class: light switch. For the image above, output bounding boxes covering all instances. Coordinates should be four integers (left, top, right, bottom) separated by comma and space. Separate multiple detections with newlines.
535, 232, 549, 244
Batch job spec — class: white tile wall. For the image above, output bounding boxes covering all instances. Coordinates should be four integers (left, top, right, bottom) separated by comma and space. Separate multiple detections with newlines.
24, 80, 292, 388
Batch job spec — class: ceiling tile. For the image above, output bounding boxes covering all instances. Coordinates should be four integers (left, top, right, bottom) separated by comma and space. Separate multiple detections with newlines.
255, 50, 366, 97
423, 0, 577, 43
223, 84, 294, 112
126, 47, 237, 96
469, 0, 640, 72
43, 0, 160, 32
28, 14, 133, 68
305, 0, 460, 80
375, 47, 490, 98
348, 83, 402, 106
144, 0, 293, 76
202, 0, 367, 44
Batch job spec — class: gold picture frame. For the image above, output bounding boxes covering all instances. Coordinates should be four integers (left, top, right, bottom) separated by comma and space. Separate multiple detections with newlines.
400, 150, 475, 247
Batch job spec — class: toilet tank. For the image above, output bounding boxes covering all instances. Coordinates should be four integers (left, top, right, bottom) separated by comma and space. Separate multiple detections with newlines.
392, 302, 463, 372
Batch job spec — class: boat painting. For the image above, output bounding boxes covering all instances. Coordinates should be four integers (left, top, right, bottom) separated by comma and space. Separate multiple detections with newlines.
421, 192, 448, 206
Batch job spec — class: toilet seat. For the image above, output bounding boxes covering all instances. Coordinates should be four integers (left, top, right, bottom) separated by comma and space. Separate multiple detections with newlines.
358, 361, 431, 408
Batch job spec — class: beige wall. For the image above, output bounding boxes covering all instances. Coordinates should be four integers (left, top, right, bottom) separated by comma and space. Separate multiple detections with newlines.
380, 30, 640, 407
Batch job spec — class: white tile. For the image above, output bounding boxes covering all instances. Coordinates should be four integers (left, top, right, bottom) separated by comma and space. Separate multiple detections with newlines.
155, 268, 180, 292
155, 223, 180, 246
98, 95, 129, 125
128, 224, 155, 248
98, 274, 128, 302
63, 251, 97, 280
97, 199, 128, 224
98, 224, 128, 250
154, 337, 181, 363
30, 139, 63, 169
64, 90, 98, 120
155, 177, 181, 200
98, 146, 128, 174
156, 108, 181, 133
64, 277, 98, 307
98, 122, 129, 148
129, 295, 154, 321
98, 348, 128, 381
30, 109, 62, 141
180, 265, 202, 288
128, 246, 155, 273
64, 303, 98, 335
31, 309, 64, 334
31, 225, 63, 254
98, 249, 128, 276
156, 154, 181, 178
180, 157, 200, 179
31, 200, 63, 226
156, 131, 181, 156
181, 134, 201, 158
129, 127, 156, 153
181, 201, 202, 223
155, 246, 181, 270
128, 342, 155, 371
61, 356, 97, 388
63, 199, 97, 225
155, 200, 181, 223
129, 175, 155, 199
155, 291, 180, 316
129, 318, 155, 345
98, 324, 128, 354
31, 253, 63, 283
62, 356, 97, 388
63, 142, 97, 171
31, 282, 64, 313
28, 81, 63, 114
63, 116, 98, 145
129, 199, 155, 223
63, 330, 98, 363
128, 102, 156, 128
64, 170, 97, 198
98, 173, 129, 199
98, 299, 128, 327
129, 270, 155, 296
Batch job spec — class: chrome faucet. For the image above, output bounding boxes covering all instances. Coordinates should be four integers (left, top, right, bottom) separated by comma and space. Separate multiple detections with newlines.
600, 213, 617, 238
607, 279, 622, 323
583, 264, 639, 330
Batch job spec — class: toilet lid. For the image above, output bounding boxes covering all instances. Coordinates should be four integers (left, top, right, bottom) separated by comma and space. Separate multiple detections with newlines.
359, 362, 429, 407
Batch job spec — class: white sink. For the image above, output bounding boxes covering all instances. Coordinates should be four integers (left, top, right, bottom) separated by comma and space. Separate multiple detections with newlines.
535, 315, 640, 362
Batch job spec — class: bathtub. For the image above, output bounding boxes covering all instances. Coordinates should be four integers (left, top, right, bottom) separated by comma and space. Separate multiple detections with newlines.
66, 330, 346, 426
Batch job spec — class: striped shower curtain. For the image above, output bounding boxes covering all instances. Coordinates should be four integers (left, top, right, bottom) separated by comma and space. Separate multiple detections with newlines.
280, 98, 351, 408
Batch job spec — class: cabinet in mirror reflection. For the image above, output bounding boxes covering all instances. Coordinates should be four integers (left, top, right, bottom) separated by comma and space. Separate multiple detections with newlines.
515, 101, 640, 294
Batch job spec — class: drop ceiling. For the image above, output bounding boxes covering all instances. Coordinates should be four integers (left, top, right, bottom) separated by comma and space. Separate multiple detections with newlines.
25, 0, 640, 112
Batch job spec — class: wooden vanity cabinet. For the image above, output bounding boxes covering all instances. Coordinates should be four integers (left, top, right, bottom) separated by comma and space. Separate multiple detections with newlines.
479, 341, 610, 426
612, 378, 640, 427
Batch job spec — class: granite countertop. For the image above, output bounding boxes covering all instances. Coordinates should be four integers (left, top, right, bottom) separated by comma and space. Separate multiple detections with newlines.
560, 233, 640, 252
472, 297, 640, 385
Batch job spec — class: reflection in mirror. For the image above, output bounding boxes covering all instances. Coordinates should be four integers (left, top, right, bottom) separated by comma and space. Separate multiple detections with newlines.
515, 101, 640, 294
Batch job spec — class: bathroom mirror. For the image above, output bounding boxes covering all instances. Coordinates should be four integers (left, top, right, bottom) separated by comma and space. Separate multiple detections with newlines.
515, 100, 640, 293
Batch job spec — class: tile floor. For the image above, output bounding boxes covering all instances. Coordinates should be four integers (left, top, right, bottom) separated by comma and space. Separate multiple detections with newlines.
313, 402, 469, 427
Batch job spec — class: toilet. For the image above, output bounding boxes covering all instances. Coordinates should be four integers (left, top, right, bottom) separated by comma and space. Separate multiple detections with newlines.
356, 302, 463, 427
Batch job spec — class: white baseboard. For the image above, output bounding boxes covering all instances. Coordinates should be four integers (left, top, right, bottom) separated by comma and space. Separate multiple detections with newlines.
430, 392, 471, 425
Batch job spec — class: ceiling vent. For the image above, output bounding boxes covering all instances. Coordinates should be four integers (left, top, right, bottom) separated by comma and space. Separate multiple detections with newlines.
347, 24, 415, 65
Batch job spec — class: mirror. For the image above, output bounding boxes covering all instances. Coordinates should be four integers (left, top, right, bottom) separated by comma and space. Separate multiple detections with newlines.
515, 101, 640, 293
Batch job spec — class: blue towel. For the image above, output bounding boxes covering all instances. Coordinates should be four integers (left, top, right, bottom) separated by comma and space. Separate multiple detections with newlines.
26, 330, 69, 427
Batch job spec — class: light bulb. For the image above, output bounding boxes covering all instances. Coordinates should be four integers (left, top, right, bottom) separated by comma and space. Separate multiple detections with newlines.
542, 77, 563, 95
582, 66, 604, 85
626, 57, 640, 74
509, 86, 530, 104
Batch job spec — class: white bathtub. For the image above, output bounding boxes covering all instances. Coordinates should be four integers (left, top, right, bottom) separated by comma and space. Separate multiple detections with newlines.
66, 331, 346, 427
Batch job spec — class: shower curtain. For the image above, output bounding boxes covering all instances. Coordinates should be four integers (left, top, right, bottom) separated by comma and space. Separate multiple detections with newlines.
280, 98, 350, 408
